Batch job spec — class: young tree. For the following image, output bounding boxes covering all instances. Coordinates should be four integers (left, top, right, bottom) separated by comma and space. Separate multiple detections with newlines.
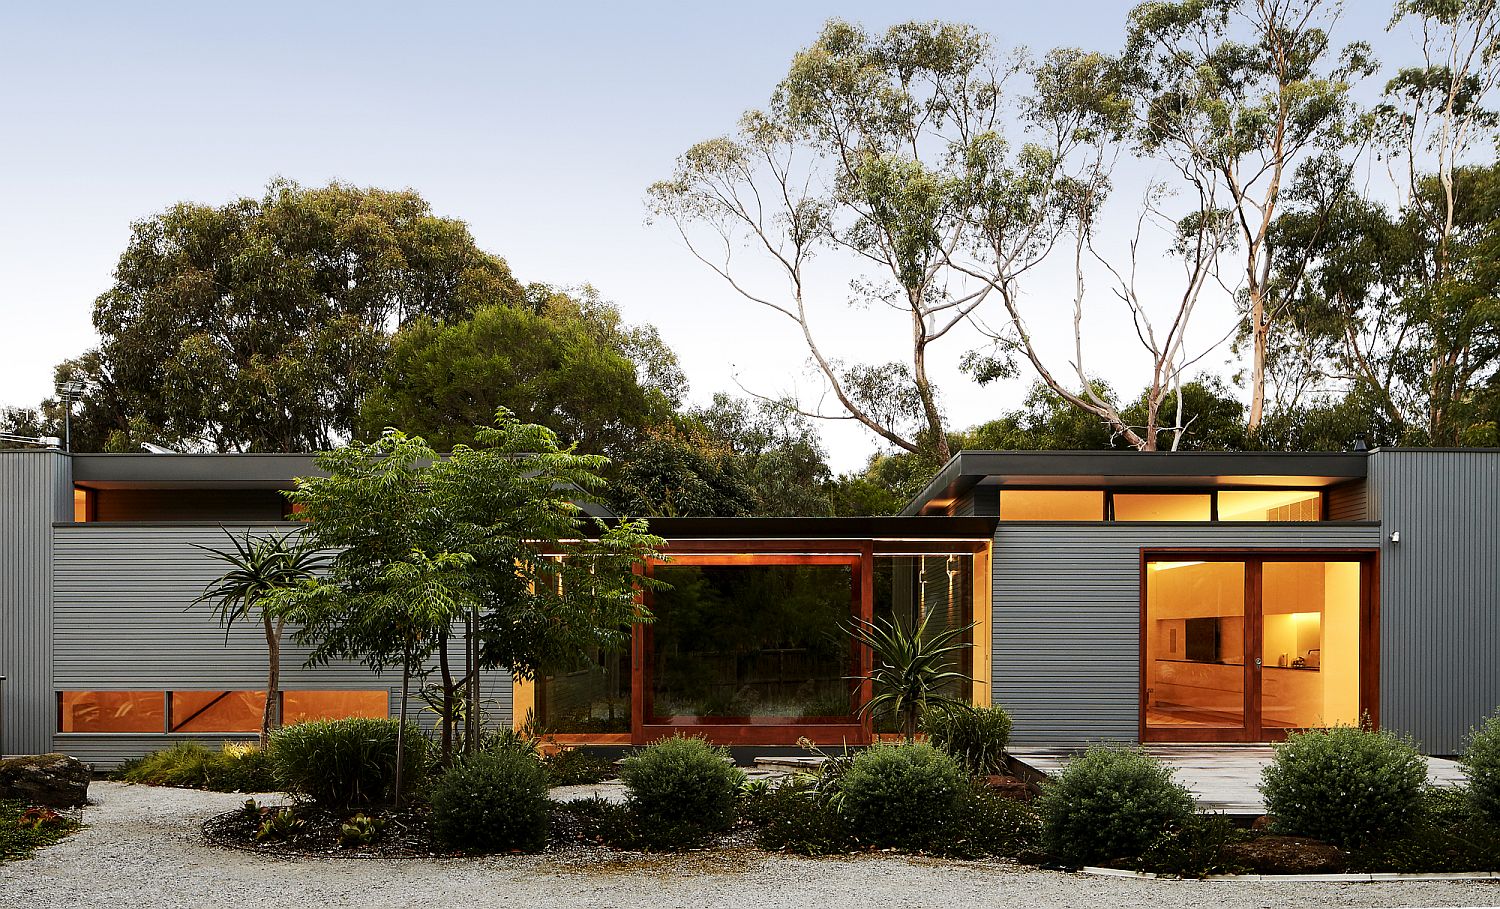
192, 529, 328, 746
280, 410, 663, 784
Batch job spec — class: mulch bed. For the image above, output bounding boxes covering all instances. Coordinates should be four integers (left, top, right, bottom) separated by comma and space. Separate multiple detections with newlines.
202, 801, 442, 859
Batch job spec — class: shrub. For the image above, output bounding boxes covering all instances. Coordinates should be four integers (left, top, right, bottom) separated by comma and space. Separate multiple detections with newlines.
1462, 708, 1500, 823
1260, 725, 1427, 847
838, 742, 968, 850
116, 741, 276, 792
430, 749, 550, 853
619, 735, 744, 849
925, 705, 1013, 776
268, 717, 429, 811
745, 778, 857, 855
1036, 745, 1195, 866
1346, 785, 1500, 873
1137, 813, 1246, 878
545, 747, 616, 786
483, 727, 541, 760
932, 786, 1043, 859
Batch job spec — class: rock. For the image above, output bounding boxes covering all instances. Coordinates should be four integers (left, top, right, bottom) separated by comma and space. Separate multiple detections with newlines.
1224, 835, 1345, 874
983, 774, 1035, 801
0, 753, 91, 807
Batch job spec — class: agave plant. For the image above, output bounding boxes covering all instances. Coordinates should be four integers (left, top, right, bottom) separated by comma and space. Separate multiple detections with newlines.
850, 612, 973, 743
192, 528, 328, 745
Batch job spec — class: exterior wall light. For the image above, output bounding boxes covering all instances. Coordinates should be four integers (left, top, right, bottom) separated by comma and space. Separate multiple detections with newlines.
1390, 531, 1400, 543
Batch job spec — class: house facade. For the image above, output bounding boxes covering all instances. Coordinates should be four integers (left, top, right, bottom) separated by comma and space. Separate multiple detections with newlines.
1, 447, 1496, 764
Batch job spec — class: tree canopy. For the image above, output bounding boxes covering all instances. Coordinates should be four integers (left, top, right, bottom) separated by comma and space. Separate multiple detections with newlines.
41, 180, 525, 452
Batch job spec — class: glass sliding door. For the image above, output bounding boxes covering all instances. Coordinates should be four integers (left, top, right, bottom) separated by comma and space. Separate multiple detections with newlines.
1259, 561, 1363, 731
1144, 560, 1249, 736
1143, 554, 1372, 742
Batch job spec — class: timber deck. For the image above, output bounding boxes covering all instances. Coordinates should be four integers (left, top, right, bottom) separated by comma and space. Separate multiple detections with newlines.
1009, 744, 1467, 816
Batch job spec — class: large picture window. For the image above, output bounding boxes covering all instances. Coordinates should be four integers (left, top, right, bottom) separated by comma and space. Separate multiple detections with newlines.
57, 690, 389, 734
646, 559, 857, 723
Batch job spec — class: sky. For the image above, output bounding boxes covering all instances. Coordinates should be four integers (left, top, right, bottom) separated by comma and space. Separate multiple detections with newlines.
0, 1, 1417, 470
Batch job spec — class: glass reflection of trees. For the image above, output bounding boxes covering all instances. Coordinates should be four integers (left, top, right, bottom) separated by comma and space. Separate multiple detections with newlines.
650, 564, 854, 720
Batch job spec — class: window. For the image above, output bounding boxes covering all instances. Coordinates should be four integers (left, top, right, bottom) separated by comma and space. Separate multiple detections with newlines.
536, 647, 631, 734
999, 490, 1104, 521
1112, 493, 1212, 522
1218, 490, 1322, 522
72, 488, 93, 522
170, 691, 266, 733
59, 692, 164, 733
282, 691, 388, 724
648, 561, 857, 721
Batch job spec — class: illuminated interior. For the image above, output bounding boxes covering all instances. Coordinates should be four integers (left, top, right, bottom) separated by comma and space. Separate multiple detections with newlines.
1144, 561, 1247, 729
1219, 490, 1322, 521
1144, 557, 1363, 738
282, 690, 388, 724
1114, 494, 1213, 522
72, 488, 92, 522
59, 691, 164, 733
998, 489, 1104, 521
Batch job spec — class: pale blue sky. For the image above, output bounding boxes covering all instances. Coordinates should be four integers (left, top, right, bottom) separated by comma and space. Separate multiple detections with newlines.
0, 2, 1414, 468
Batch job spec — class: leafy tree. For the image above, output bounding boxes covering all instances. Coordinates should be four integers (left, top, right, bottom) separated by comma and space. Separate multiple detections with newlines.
360, 289, 679, 456
279, 410, 663, 781
650, 19, 1037, 463
191, 529, 328, 746
36, 180, 524, 453
1272, 165, 1500, 444
1117, 0, 1375, 436
610, 394, 835, 517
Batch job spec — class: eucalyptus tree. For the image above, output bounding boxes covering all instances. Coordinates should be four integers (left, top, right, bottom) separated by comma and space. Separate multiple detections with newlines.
279, 410, 664, 783
650, 20, 1042, 463
192, 529, 328, 746
1115, 0, 1376, 437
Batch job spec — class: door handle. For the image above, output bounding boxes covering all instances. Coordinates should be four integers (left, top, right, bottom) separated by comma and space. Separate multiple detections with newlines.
1254, 657, 1262, 667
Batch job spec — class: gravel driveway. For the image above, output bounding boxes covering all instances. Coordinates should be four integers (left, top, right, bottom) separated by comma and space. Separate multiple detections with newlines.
2, 781, 1498, 909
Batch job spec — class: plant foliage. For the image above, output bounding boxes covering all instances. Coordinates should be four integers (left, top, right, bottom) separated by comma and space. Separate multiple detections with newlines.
1462, 707, 1500, 823
618, 736, 745, 850
837, 742, 968, 850
430, 749, 551, 853
1037, 745, 1195, 866
851, 612, 972, 742
117, 741, 276, 792
1260, 725, 1428, 847
925, 704, 1013, 776
268, 717, 429, 812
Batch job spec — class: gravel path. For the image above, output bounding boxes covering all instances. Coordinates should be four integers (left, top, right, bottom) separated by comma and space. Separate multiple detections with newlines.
2, 782, 1498, 909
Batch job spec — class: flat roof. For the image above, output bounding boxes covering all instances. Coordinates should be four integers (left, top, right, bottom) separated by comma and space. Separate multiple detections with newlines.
70, 453, 324, 488
902, 450, 1371, 515
633, 516, 997, 541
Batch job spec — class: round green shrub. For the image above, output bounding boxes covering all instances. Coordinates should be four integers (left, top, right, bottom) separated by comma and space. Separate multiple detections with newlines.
268, 717, 429, 811
430, 749, 550, 853
1461, 709, 1500, 823
619, 735, 745, 849
1260, 725, 1428, 847
838, 742, 968, 850
924, 705, 1013, 776
1037, 745, 1194, 866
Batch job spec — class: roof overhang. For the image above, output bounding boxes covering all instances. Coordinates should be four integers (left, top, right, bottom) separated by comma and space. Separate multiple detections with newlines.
903, 450, 1369, 516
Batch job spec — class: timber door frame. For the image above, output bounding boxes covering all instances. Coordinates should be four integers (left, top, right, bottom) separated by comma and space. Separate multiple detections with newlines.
1138, 548, 1379, 744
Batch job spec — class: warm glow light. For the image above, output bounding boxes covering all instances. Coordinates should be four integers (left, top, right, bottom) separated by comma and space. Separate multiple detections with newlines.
1150, 560, 1206, 571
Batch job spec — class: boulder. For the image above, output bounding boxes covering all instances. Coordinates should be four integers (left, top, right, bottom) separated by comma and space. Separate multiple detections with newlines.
1224, 835, 1345, 874
0, 753, 90, 808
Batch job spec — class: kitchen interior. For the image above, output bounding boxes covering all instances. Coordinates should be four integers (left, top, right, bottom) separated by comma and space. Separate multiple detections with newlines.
1145, 559, 1361, 733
